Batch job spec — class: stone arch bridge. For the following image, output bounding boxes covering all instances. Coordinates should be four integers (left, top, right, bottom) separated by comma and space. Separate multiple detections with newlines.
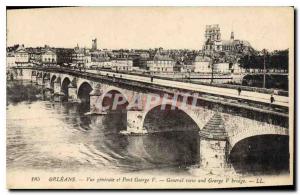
11, 67, 290, 173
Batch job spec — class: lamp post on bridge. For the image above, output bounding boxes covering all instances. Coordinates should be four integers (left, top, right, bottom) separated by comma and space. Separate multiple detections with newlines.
210, 53, 216, 84
262, 49, 268, 88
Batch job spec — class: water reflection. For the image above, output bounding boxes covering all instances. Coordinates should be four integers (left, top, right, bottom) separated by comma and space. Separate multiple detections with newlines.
7, 100, 198, 173
229, 135, 289, 175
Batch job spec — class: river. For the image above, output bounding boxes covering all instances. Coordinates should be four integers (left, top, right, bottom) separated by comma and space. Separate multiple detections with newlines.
7, 82, 200, 176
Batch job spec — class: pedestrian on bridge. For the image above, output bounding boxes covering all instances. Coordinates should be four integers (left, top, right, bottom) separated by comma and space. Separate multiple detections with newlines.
270, 94, 275, 103
237, 87, 242, 96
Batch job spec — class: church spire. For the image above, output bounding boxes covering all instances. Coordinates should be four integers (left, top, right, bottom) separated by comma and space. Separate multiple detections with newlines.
230, 31, 234, 40
230, 22, 234, 40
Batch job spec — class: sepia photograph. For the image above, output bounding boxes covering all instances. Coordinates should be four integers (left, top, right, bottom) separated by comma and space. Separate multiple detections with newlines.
5, 6, 294, 189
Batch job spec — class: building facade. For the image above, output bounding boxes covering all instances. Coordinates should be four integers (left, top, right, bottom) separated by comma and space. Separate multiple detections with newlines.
111, 58, 133, 71
56, 48, 74, 66
203, 24, 222, 55
193, 56, 212, 73
72, 45, 85, 67
41, 50, 57, 65
147, 53, 175, 72
84, 53, 92, 68
213, 63, 230, 73
90, 60, 112, 69
15, 48, 29, 66
6, 52, 16, 68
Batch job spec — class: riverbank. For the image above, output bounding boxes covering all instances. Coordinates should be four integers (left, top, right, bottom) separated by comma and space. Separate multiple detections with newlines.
6, 81, 42, 104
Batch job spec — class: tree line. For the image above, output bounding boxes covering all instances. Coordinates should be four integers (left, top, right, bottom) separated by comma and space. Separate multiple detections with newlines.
238, 49, 288, 70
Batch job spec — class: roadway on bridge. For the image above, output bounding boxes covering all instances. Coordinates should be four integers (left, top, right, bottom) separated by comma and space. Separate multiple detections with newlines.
87, 70, 289, 108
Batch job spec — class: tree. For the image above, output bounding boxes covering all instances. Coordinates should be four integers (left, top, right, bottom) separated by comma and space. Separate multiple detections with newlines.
238, 49, 288, 71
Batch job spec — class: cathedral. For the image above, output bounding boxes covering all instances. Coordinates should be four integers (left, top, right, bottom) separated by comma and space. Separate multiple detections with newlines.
203, 24, 253, 56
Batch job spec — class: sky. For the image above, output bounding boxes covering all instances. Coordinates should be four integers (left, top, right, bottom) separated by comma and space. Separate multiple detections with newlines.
7, 7, 293, 51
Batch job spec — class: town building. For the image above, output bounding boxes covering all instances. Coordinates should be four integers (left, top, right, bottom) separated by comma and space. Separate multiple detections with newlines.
203, 24, 222, 55
90, 60, 112, 69
231, 63, 244, 74
193, 55, 212, 73
90, 50, 111, 69
27, 47, 41, 64
41, 49, 57, 65
213, 62, 231, 73
147, 52, 175, 72
15, 47, 29, 66
111, 58, 133, 71
72, 44, 88, 68
84, 53, 92, 68
6, 52, 16, 68
91, 50, 110, 62
177, 64, 194, 73
7, 44, 21, 53
56, 48, 74, 66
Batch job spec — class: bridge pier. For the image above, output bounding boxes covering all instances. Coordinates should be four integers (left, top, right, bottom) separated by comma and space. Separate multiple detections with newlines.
44, 78, 51, 89
53, 92, 64, 102
42, 78, 52, 99
53, 80, 61, 94
43, 88, 53, 100
89, 87, 107, 114
68, 84, 78, 102
198, 138, 229, 174
31, 73, 37, 84
53, 80, 64, 102
122, 110, 147, 135
37, 76, 43, 86
193, 113, 230, 174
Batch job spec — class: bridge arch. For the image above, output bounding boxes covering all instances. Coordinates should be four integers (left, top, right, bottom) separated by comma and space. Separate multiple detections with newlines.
60, 75, 73, 85
224, 114, 289, 151
42, 72, 50, 82
76, 79, 92, 92
229, 134, 289, 174
31, 70, 37, 76
61, 77, 71, 101
36, 71, 42, 78
221, 112, 289, 174
101, 87, 129, 111
77, 82, 93, 103
141, 104, 201, 133
138, 103, 201, 165
42, 72, 47, 79
50, 75, 57, 89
